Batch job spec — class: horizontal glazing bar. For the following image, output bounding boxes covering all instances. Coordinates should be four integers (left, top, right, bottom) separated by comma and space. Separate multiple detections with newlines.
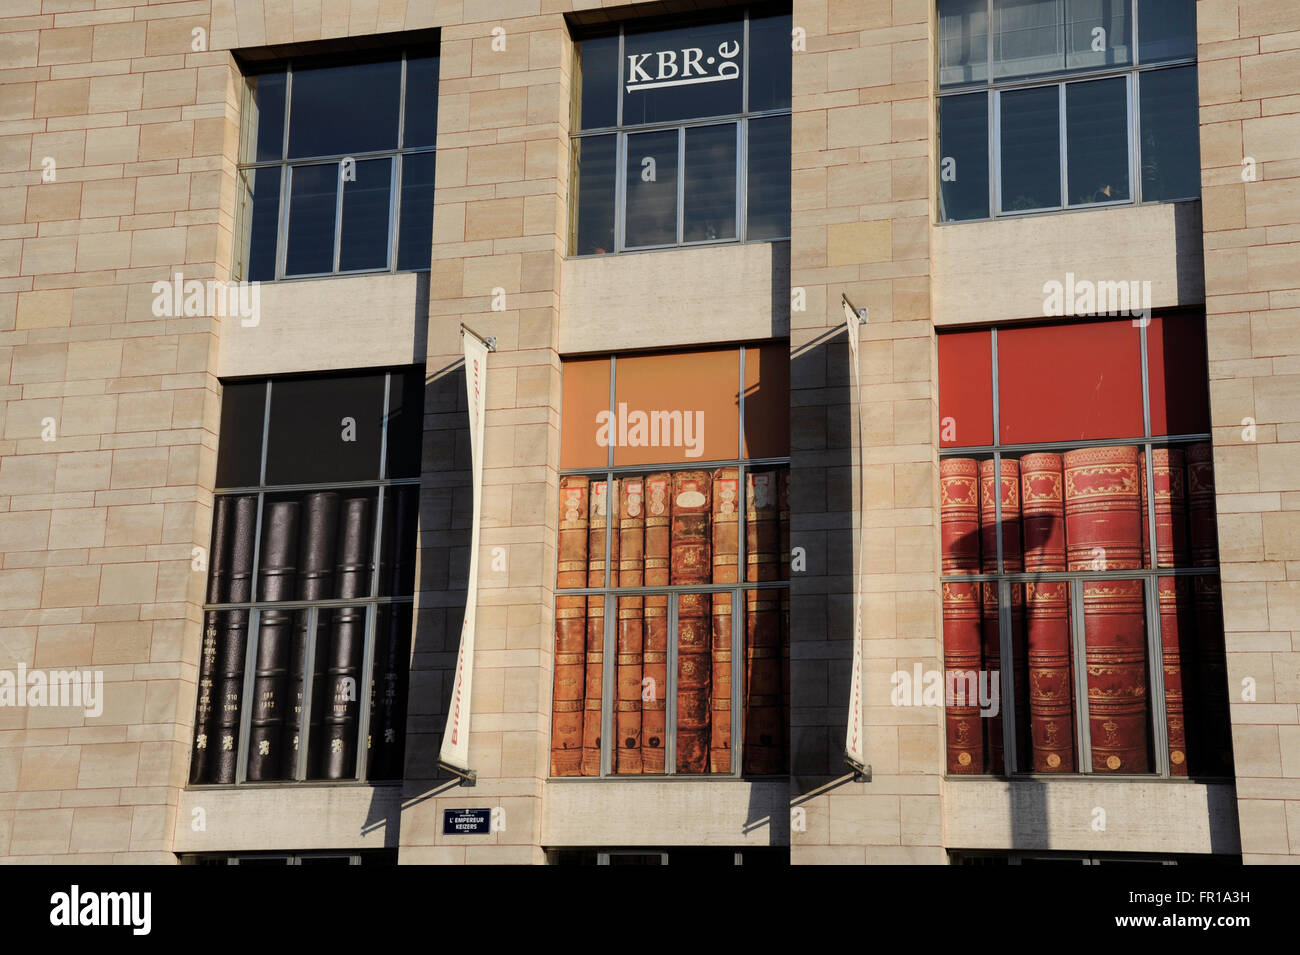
940, 434, 1212, 456
558, 582, 790, 597
559, 456, 790, 476
940, 567, 1219, 584
238, 146, 435, 170
573, 108, 791, 138
214, 477, 421, 495
204, 596, 414, 612
938, 57, 1197, 96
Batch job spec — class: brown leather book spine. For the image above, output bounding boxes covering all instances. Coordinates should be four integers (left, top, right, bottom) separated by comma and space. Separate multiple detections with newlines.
1193, 574, 1233, 775
745, 471, 779, 584
710, 468, 739, 773
641, 472, 671, 773
943, 581, 984, 774
1026, 580, 1074, 772
1064, 445, 1142, 571
1083, 578, 1150, 773
1021, 453, 1065, 572
614, 477, 645, 774
743, 472, 782, 775
779, 469, 791, 581
677, 591, 711, 774
1141, 448, 1188, 567
981, 582, 1004, 774
670, 471, 711, 586
940, 458, 981, 573
1158, 576, 1193, 776
550, 476, 589, 777
582, 479, 615, 776
981, 458, 1022, 573
1186, 443, 1218, 566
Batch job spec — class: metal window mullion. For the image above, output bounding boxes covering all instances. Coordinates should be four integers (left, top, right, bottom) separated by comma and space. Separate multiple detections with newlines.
736, 119, 746, 242
615, 132, 626, 253
998, 578, 1016, 775
235, 607, 259, 784
332, 160, 345, 273
355, 604, 378, 780
1058, 82, 1068, 208
386, 154, 399, 273
676, 127, 685, 246
601, 591, 615, 777
665, 592, 678, 775
379, 372, 391, 481
1131, 0, 1141, 67
616, 27, 624, 128
731, 585, 743, 777
992, 89, 1003, 214
1143, 571, 1170, 776
276, 163, 291, 281
1070, 578, 1092, 773
294, 606, 318, 781
1133, 68, 1144, 202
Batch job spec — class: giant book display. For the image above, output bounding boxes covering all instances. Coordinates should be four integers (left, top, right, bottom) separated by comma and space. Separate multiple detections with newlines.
672, 472, 711, 774
321, 497, 372, 779
642, 473, 672, 773
582, 480, 616, 776
286, 492, 338, 778
550, 476, 589, 776
939, 458, 982, 773
190, 495, 233, 784
615, 478, 646, 774
213, 495, 257, 784
744, 472, 782, 776
247, 500, 300, 781
370, 486, 417, 779
710, 468, 739, 774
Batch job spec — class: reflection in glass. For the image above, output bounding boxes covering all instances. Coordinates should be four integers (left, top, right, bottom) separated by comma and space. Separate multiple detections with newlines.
288, 59, 401, 158
339, 158, 392, 272
574, 33, 619, 130
573, 135, 617, 254
240, 166, 280, 282
1083, 578, 1153, 773
1065, 0, 1131, 71
746, 115, 790, 239
748, 12, 792, 111
625, 129, 679, 247
1066, 77, 1129, 205
285, 163, 338, 275
622, 19, 745, 127
994, 0, 1065, 78
1138, 0, 1196, 63
939, 0, 990, 86
684, 124, 736, 242
244, 70, 286, 163
1139, 66, 1200, 201
1000, 85, 1061, 211
396, 153, 435, 271
265, 374, 386, 484
938, 93, 990, 221
402, 54, 439, 147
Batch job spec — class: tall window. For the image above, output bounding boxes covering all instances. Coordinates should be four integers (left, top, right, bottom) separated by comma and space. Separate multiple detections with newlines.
938, 315, 1233, 779
189, 369, 423, 786
937, 0, 1199, 221
551, 346, 790, 777
569, 7, 792, 255
233, 46, 438, 280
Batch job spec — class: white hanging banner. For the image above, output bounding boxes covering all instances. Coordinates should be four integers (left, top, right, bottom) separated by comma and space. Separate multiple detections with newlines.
843, 298, 867, 774
439, 329, 490, 778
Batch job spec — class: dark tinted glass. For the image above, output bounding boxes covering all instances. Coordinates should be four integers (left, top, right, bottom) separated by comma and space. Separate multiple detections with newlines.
243, 166, 280, 281
1067, 77, 1130, 204
402, 53, 439, 147
339, 157, 392, 271
746, 114, 790, 239
684, 123, 736, 242
1000, 85, 1061, 210
621, 18, 744, 126
385, 369, 425, 479
1065, 0, 1131, 71
625, 129, 679, 246
247, 70, 286, 162
573, 135, 617, 254
748, 12, 792, 112
215, 381, 267, 488
288, 59, 401, 158
1138, 0, 1196, 63
256, 489, 378, 601
396, 152, 435, 271
285, 163, 338, 275
939, 0, 990, 86
265, 374, 386, 484
994, 0, 1065, 78
575, 33, 619, 130
938, 92, 990, 220
1139, 66, 1199, 201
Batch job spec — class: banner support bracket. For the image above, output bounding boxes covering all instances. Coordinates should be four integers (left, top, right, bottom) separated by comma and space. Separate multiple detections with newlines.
439, 761, 477, 785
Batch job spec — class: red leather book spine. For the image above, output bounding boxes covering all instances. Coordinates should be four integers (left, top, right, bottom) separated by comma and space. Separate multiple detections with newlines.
743, 472, 782, 775
1026, 580, 1074, 772
982, 582, 1004, 774
582, 479, 616, 776
1083, 578, 1149, 772
710, 468, 739, 773
943, 581, 984, 774
940, 458, 981, 573
641, 472, 671, 773
1158, 576, 1193, 776
614, 478, 645, 774
1141, 448, 1188, 567
672, 472, 711, 773
1193, 574, 1233, 776
1064, 446, 1142, 571
550, 476, 589, 776
1021, 453, 1065, 571
1187, 442, 1218, 566
981, 458, 1022, 572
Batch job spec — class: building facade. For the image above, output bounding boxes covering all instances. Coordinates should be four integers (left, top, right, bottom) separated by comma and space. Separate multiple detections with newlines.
0, 0, 1295, 865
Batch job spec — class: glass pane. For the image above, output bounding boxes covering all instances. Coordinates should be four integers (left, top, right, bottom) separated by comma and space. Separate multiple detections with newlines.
939, 0, 990, 87
622, 18, 745, 126
625, 128, 679, 247
1065, 0, 1131, 71
308, 604, 370, 780
1066, 76, 1130, 205
937, 330, 993, 448
1139, 66, 1200, 201
285, 163, 338, 275
288, 58, 401, 158
1138, 0, 1196, 63
1064, 446, 1143, 573
244, 70, 286, 163
339, 157, 392, 272
683, 124, 736, 242
377, 484, 420, 599
1024, 580, 1076, 771
247, 604, 312, 781
240, 166, 280, 282
677, 591, 725, 774
994, 0, 1065, 79
1190, 574, 1234, 776
574, 33, 619, 130
572, 135, 617, 254
982, 583, 1007, 773
943, 581, 986, 773
1083, 577, 1154, 773
1140, 447, 1189, 569
396, 152, 435, 271
742, 343, 791, 459
999, 85, 1061, 211
215, 381, 266, 488
256, 490, 378, 603
748, 11, 792, 111
367, 602, 412, 779
746, 115, 790, 240
384, 369, 425, 479
1147, 313, 1211, 436
938, 92, 990, 221
265, 373, 386, 483
402, 53, 439, 148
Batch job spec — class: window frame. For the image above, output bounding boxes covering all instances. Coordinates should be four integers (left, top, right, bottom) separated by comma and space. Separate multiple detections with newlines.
937, 0, 1199, 224
938, 316, 1225, 781
569, 9, 792, 256
191, 368, 423, 789
553, 346, 790, 779
233, 48, 437, 282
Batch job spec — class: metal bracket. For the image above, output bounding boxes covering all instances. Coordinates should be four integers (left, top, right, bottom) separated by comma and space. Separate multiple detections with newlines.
438, 761, 477, 785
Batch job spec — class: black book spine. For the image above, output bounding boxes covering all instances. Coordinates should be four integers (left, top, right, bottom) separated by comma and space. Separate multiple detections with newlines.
285, 491, 339, 776
322, 497, 372, 779
246, 500, 300, 781
371, 487, 417, 778
214, 495, 257, 784
190, 496, 232, 784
